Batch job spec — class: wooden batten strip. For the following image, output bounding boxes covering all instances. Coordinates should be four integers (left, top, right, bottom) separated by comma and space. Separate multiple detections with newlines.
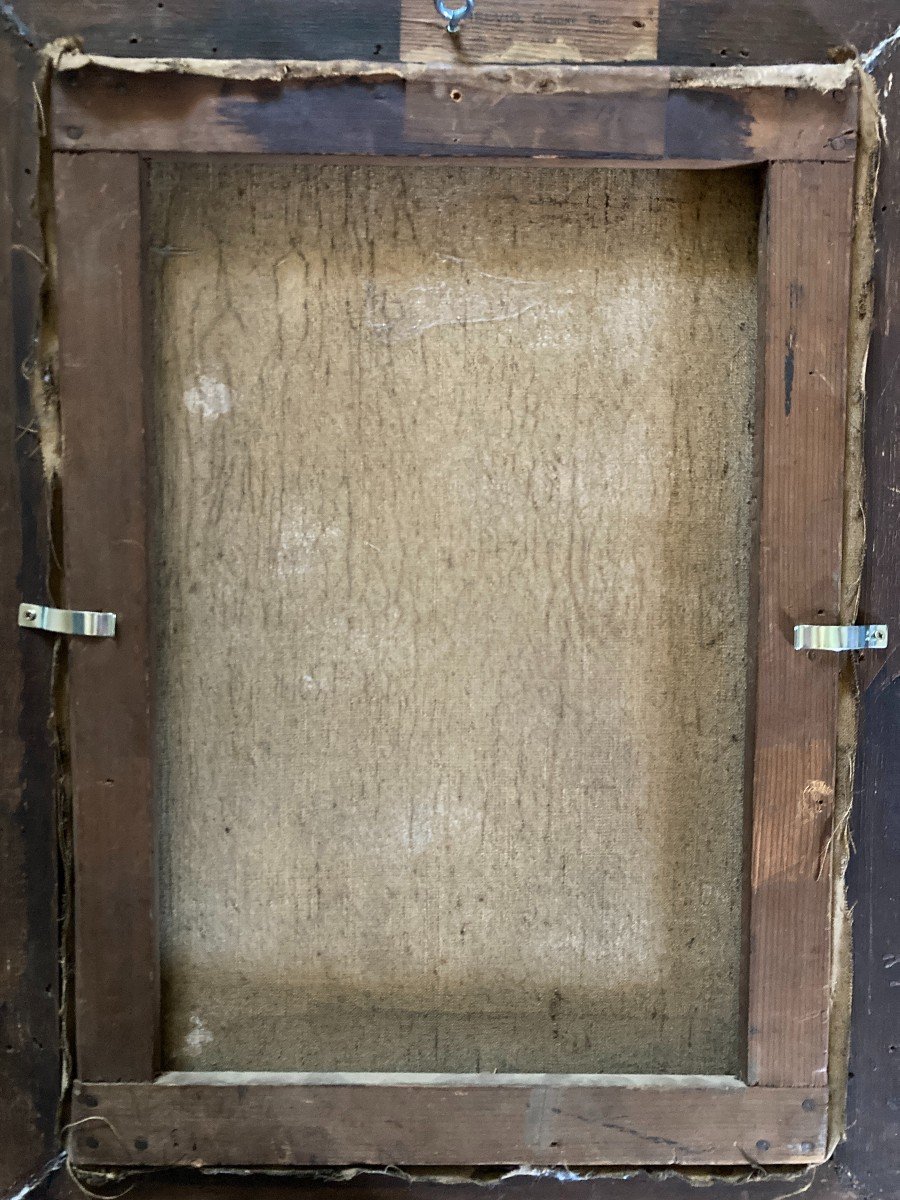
51, 64, 857, 164
69, 1076, 828, 1167
746, 160, 855, 1088
55, 151, 159, 1081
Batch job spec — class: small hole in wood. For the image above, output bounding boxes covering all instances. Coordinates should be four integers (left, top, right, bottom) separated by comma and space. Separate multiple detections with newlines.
450, 89, 462, 102
129, 35, 139, 44
374, 43, 383, 55
134, 1137, 149, 1151
632, 19, 644, 27
85, 1136, 100, 1150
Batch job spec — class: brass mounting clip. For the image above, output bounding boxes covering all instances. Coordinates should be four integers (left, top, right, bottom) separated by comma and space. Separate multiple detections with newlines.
18, 603, 116, 638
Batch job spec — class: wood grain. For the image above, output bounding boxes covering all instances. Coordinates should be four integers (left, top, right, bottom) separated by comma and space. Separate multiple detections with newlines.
399, 0, 659, 65
68, 1075, 828, 1167
657, 1, 900, 69
54, 152, 159, 1081
746, 160, 855, 1088
405, 71, 858, 162
403, 69, 668, 156
842, 58, 900, 1194
49, 64, 858, 164
0, 32, 62, 1191
12, 0, 900, 67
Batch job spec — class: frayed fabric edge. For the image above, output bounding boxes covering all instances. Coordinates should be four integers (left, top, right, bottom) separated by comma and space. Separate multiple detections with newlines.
824, 63, 881, 1161
44, 42, 855, 95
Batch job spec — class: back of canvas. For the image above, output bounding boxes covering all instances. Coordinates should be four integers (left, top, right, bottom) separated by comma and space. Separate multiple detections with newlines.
149, 161, 758, 1075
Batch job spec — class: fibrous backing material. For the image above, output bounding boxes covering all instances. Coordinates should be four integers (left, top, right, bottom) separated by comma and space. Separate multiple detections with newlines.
149, 161, 758, 1074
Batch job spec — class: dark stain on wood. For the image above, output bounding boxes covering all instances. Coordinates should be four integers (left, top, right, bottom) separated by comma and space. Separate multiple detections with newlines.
0, 30, 62, 1195
51, 65, 858, 167
664, 88, 752, 159
54, 152, 160, 1082
784, 329, 795, 416
657, 0, 900, 67
56, 65, 218, 136
12, 0, 403, 60
784, 281, 806, 419
218, 79, 406, 155
12, 0, 899, 67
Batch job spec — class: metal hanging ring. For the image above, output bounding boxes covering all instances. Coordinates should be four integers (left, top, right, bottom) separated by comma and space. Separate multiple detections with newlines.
435, 0, 474, 34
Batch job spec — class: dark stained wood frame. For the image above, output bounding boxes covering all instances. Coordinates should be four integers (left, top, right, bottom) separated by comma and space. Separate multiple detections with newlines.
49, 60, 859, 1170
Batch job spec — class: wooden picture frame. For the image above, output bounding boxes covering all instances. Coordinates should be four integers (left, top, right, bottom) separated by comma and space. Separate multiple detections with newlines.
51, 59, 858, 1170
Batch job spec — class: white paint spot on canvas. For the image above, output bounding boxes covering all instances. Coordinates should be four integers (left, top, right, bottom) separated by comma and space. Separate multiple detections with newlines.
301, 674, 326, 696
276, 514, 342, 578
183, 1013, 214, 1057
184, 375, 232, 420
363, 257, 576, 345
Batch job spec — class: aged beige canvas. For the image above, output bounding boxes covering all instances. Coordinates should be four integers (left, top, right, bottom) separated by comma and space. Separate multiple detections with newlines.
149, 161, 758, 1074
